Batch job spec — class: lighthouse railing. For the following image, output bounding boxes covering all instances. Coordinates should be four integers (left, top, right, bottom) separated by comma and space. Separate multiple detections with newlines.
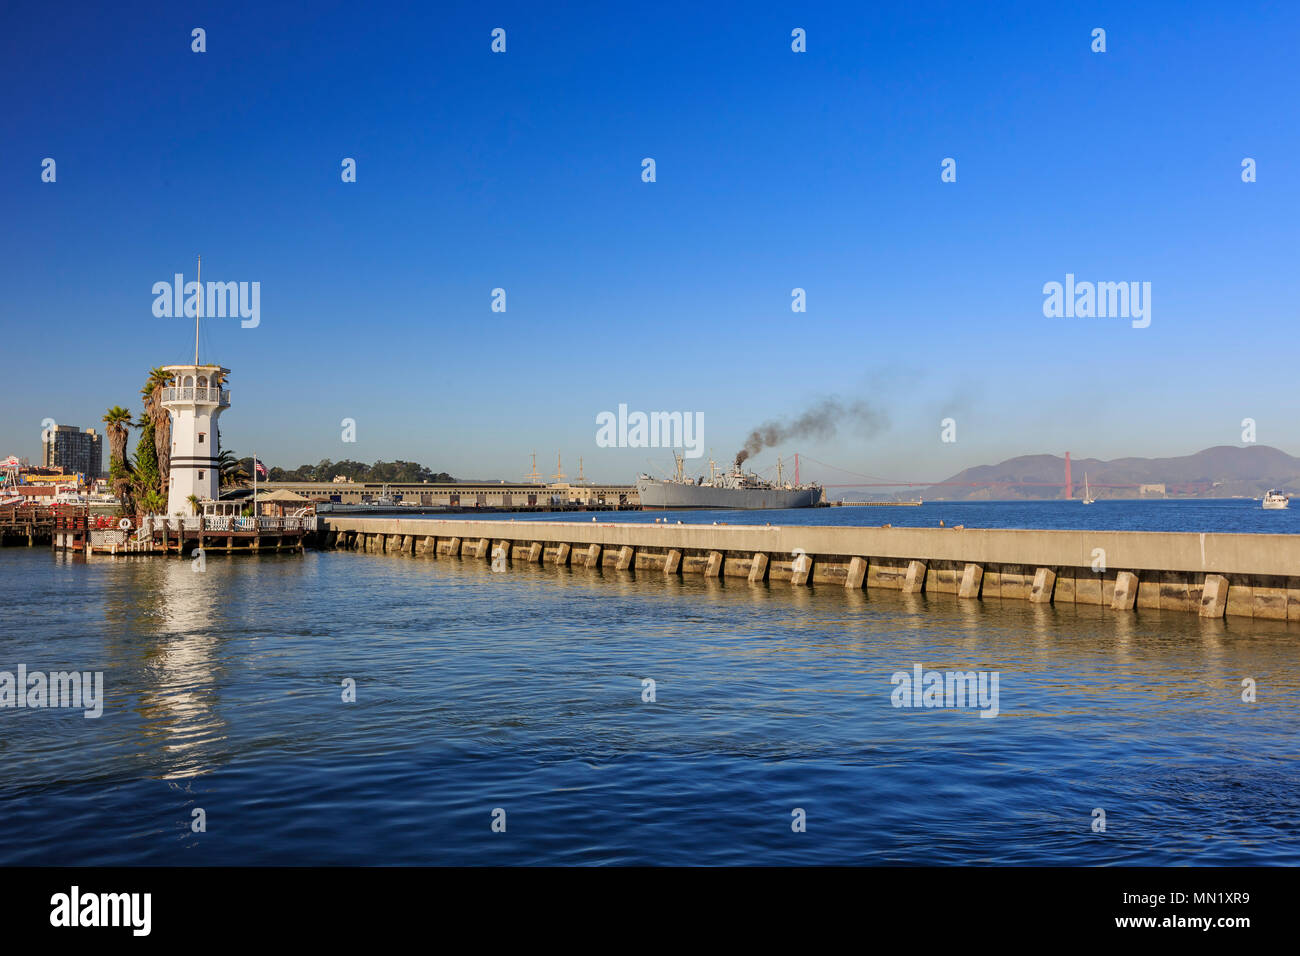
161, 386, 231, 406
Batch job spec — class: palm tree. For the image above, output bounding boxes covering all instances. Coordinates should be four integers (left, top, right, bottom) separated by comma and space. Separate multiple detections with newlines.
218, 449, 249, 488
186, 494, 200, 516
141, 367, 173, 494
130, 413, 164, 514
102, 406, 136, 516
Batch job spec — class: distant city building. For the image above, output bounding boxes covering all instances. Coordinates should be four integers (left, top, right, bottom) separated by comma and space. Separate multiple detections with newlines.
42, 426, 103, 479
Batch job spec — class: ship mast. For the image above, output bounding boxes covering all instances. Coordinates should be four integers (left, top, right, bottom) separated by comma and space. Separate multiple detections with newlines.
524, 451, 541, 483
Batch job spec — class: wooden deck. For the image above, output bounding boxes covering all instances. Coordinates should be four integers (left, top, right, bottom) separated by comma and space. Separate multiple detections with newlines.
1, 503, 57, 546
50, 508, 320, 556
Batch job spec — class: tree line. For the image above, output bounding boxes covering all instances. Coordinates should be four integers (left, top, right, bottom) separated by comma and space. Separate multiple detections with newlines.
246, 459, 456, 484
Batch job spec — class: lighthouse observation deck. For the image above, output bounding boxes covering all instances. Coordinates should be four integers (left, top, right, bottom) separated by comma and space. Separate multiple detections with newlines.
161, 386, 230, 406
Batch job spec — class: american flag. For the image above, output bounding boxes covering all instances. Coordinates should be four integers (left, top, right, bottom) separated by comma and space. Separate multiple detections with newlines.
254, 458, 268, 479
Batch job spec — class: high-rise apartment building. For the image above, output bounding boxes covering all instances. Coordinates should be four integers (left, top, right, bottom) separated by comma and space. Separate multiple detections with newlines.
43, 425, 104, 479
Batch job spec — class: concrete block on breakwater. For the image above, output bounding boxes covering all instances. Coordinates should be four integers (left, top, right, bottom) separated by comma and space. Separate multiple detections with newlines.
314, 518, 1300, 622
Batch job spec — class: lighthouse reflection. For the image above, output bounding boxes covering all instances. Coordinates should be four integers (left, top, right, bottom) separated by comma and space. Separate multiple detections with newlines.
128, 557, 229, 781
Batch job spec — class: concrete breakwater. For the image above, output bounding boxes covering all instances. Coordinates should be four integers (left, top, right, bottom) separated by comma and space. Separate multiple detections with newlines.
318, 518, 1300, 621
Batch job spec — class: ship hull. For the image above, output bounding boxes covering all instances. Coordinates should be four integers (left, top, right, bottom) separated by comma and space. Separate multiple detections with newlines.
636, 479, 821, 510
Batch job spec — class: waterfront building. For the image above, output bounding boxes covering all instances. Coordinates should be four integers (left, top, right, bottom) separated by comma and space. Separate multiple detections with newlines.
43, 425, 103, 479
266, 479, 637, 510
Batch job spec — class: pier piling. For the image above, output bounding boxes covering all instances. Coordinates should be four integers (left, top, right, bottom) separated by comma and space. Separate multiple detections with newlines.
1111, 571, 1140, 611
958, 563, 984, 599
844, 556, 866, 589
1200, 574, 1229, 618
903, 560, 927, 594
705, 550, 724, 578
1029, 568, 1057, 604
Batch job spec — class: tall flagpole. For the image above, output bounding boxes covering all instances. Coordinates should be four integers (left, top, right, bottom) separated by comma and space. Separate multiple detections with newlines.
194, 255, 201, 366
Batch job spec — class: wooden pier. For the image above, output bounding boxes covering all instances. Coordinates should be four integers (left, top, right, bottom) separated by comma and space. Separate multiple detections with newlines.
50, 508, 320, 556
1, 504, 57, 546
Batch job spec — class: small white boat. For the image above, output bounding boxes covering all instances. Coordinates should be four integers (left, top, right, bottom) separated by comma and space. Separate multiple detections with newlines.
1081, 473, 1095, 505
1262, 489, 1289, 510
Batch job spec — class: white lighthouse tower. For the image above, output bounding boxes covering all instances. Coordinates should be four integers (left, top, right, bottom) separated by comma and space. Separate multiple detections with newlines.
161, 256, 231, 515
161, 363, 229, 514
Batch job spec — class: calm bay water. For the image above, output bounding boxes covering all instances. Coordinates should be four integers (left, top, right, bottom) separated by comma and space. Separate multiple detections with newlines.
429, 496, 1300, 534
1, 500, 1297, 865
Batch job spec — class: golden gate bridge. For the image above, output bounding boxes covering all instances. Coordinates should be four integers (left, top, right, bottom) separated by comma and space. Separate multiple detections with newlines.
788, 452, 1144, 498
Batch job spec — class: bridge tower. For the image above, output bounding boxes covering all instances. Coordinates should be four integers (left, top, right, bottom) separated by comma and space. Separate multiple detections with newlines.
1064, 451, 1073, 499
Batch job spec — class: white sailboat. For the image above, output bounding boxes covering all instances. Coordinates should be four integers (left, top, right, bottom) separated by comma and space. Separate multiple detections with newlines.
1081, 473, 1095, 505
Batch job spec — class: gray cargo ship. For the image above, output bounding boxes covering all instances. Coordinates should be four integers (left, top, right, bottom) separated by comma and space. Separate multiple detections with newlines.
636, 455, 823, 510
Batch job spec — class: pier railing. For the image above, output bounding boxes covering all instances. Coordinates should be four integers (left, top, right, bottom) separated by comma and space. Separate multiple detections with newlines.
55, 510, 319, 555
138, 514, 317, 534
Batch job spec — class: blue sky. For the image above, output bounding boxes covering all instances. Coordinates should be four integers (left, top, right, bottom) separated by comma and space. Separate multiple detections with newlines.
2, 1, 1296, 484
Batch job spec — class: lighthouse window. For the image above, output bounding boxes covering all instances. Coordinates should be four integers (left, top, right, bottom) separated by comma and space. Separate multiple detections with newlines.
199, 432, 206, 444
198, 471, 204, 480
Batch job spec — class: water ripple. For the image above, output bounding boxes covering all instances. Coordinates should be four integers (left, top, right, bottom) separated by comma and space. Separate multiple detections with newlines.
0, 545, 1296, 865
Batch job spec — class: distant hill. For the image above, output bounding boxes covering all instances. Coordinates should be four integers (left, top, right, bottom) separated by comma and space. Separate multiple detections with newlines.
924, 446, 1300, 500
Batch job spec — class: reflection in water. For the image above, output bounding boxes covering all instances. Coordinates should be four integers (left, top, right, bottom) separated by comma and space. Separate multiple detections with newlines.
99, 557, 229, 780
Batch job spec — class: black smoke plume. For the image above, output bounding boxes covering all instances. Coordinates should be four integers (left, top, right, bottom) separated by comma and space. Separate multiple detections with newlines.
734, 398, 887, 470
